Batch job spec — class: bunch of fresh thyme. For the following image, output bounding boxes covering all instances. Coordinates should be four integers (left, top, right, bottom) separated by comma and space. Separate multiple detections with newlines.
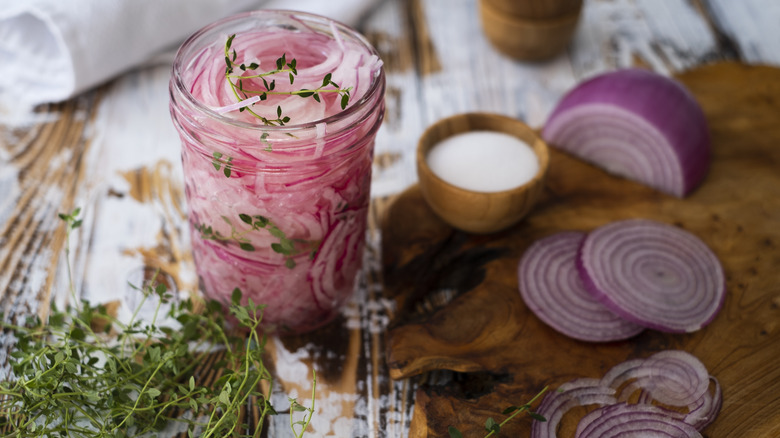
0, 209, 316, 437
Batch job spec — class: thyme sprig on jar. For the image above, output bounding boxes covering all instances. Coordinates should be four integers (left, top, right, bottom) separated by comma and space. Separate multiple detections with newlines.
224, 34, 352, 126
195, 213, 319, 269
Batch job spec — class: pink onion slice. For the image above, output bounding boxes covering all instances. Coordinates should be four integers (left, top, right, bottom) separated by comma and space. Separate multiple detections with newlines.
577, 219, 726, 333
574, 403, 703, 438
542, 68, 710, 197
518, 231, 644, 342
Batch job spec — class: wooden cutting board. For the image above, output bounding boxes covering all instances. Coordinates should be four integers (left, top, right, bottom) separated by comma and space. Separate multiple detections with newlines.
381, 62, 780, 437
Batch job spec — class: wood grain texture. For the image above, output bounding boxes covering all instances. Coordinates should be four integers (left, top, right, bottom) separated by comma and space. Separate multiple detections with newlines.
0, 97, 99, 327
383, 63, 780, 437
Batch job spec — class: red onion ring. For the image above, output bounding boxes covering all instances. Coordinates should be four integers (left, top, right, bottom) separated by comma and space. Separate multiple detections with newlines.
574, 403, 703, 438
532, 350, 722, 438
542, 68, 711, 198
601, 350, 710, 407
635, 376, 722, 431
531, 378, 617, 438
577, 219, 726, 333
518, 231, 644, 342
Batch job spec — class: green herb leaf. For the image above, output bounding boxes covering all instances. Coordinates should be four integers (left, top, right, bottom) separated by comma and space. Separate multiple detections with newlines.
502, 406, 522, 415
485, 417, 500, 433
231, 288, 242, 305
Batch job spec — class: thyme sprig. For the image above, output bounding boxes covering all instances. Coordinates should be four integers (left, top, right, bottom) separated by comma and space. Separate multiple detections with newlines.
0, 209, 318, 437
196, 213, 319, 269
211, 151, 234, 178
224, 34, 352, 125
447, 386, 548, 438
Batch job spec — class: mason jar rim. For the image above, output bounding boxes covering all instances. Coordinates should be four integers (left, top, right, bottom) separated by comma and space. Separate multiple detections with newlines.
171, 9, 385, 133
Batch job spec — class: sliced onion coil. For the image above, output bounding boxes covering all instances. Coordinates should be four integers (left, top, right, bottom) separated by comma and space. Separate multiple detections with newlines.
530, 350, 722, 438
532, 378, 617, 438
575, 403, 703, 438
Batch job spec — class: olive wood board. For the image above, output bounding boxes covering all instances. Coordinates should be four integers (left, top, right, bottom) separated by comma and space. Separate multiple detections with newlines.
381, 62, 780, 437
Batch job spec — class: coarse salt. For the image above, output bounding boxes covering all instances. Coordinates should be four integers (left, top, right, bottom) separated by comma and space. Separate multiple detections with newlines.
426, 130, 539, 192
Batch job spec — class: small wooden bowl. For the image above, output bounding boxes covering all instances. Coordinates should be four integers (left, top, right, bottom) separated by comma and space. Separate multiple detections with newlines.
416, 113, 549, 234
485, 0, 582, 20
479, 0, 582, 61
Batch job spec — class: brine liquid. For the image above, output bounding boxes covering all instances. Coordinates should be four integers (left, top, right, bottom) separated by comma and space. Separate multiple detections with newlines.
170, 12, 384, 334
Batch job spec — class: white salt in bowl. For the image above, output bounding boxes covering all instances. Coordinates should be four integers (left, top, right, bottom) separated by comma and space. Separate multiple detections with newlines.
416, 112, 549, 234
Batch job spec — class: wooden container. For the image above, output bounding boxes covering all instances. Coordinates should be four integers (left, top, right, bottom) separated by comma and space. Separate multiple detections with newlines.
486, 0, 582, 20
479, 0, 582, 60
416, 113, 549, 234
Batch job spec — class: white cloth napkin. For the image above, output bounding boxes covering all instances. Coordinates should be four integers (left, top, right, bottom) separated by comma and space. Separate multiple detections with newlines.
0, 0, 381, 109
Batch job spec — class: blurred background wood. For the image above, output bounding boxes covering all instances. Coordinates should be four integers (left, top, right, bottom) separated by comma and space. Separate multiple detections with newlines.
2, 0, 780, 436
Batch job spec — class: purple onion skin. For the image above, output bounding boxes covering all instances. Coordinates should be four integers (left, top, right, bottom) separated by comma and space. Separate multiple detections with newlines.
543, 69, 711, 197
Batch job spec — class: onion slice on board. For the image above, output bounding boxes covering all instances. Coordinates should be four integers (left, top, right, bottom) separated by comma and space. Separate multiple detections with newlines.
518, 231, 644, 342
531, 350, 722, 438
601, 350, 710, 407
577, 219, 726, 333
531, 378, 617, 438
542, 69, 710, 197
575, 403, 704, 438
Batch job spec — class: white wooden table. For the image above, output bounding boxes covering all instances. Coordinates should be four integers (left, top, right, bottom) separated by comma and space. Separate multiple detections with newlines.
2, 1, 779, 436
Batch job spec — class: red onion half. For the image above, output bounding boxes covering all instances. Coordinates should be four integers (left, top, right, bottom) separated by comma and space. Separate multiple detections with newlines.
518, 231, 644, 342
542, 69, 710, 197
577, 219, 726, 333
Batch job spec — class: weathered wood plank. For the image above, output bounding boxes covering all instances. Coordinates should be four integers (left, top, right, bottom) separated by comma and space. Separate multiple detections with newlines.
705, 0, 780, 64
0, 97, 99, 323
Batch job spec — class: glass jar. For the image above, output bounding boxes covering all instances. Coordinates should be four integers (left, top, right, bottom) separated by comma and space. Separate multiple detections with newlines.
169, 10, 385, 334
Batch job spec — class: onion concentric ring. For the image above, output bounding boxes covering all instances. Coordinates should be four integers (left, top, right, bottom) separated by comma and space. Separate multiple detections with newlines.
577, 219, 726, 333
518, 231, 644, 342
